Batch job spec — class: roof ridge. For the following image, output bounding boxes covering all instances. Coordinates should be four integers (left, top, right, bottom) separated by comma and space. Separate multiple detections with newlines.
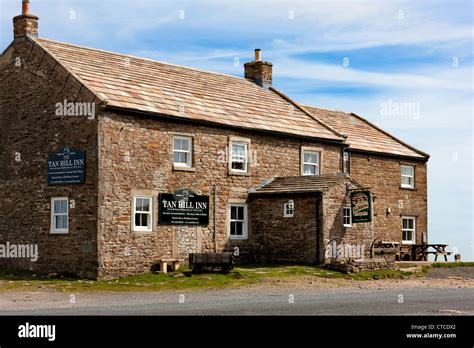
269, 87, 343, 139
301, 104, 350, 114
35, 37, 250, 83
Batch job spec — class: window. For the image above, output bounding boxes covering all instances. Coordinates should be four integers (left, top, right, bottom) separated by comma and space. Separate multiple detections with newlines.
51, 197, 69, 234
302, 150, 320, 175
401, 165, 414, 188
133, 196, 153, 232
284, 200, 294, 217
173, 136, 192, 167
343, 207, 352, 227
229, 204, 248, 239
230, 142, 248, 173
402, 217, 416, 244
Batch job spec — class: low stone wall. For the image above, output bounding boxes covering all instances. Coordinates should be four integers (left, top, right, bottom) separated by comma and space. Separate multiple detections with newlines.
325, 258, 395, 273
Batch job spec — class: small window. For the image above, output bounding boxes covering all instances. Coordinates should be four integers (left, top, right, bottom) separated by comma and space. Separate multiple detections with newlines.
133, 196, 153, 232
230, 142, 248, 173
303, 150, 320, 175
51, 197, 69, 234
284, 201, 294, 217
343, 207, 352, 227
229, 204, 248, 239
402, 217, 416, 244
173, 136, 192, 167
401, 165, 414, 188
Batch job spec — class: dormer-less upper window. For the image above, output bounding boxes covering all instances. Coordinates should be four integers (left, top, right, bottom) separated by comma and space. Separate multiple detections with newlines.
401, 165, 414, 188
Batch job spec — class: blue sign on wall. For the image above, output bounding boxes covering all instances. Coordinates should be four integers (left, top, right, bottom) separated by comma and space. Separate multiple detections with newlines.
48, 147, 85, 185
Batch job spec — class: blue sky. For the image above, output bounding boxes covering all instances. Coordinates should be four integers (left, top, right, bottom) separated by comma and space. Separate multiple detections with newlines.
1, 0, 473, 260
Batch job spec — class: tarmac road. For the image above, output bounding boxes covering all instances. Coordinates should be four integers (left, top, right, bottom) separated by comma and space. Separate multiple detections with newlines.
1, 286, 473, 316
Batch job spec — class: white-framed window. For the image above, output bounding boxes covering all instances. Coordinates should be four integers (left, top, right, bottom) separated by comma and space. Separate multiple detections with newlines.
133, 196, 153, 232
401, 165, 414, 188
230, 141, 248, 173
284, 200, 294, 217
51, 197, 69, 234
343, 207, 352, 227
229, 204, 248, 239
402, 216, 416, 244
173, 136, 192, 167
302, 150, 320, 175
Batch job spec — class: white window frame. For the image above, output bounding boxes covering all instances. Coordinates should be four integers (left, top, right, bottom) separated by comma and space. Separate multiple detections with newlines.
173, 135, 192, 168
50, 197, 69, 234
229, 204, 248, 240
343, 207, 352, 227
401, 165, 415, 189
133, 196, 153, 232
230, 141, 249, 174
402, 216, 416, 244
284, 201, 294, 217
302, 150, 320, 176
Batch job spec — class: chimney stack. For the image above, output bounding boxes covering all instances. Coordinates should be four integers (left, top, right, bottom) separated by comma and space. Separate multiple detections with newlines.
244, 49, 273, 89
13, 0, 39, 39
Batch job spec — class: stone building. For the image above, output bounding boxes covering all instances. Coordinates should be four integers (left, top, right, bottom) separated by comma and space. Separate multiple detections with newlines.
0, 2, 429, 279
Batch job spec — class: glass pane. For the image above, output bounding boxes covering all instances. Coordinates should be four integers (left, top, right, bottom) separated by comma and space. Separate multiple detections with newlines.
60, 200, 68, 214
403, 219, 408, 229
230, 221, 236, 235
54, 201, 61, 214
408, 219, 414, 229
231, 206, 237, 220
238, 206, 244, 220
174, 139, 181, 150
135, 213, 141, 227
136, 198, 143, 211
304, 164, 316, 175
232, 160, 245, 170
142, 214, 149, 227
173, 152, 180, 163
181, 139, 189, 151
304, 152, 317, 164
401, 177, 410, 185
142, 199, 150, 212
236, 222, 243, 236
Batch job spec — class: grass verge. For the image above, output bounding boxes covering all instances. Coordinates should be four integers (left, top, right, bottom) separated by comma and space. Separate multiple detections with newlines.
0, 264, 426, 292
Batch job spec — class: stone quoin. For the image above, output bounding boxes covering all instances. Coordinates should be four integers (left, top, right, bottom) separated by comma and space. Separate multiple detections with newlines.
0, 1, 429, 279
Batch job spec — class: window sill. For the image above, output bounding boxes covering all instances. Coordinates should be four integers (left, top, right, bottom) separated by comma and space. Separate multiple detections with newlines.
400, 186, 417, 191
49, 231, 69, 235
230, 237, 248, 241
229, 171, 250, 176
173, 166, 196, 172
343, 225, 353, 228
133, 229, 154, 234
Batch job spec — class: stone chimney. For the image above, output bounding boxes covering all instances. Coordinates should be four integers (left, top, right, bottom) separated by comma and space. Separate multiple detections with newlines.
244, 49, 273, 88
13, 0, 39, 39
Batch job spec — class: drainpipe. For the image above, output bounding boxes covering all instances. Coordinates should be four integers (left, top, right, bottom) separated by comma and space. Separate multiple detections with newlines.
213, 185, 218, 253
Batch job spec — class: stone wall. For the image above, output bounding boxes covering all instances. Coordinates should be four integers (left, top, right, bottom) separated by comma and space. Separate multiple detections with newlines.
350, 153, 428, 244
0, 38, 99, 278
248, 194, 319, 263
97, 111, 342, 278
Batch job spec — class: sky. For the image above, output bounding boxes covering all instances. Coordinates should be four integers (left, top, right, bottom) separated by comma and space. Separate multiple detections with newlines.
1, 0, 473, 260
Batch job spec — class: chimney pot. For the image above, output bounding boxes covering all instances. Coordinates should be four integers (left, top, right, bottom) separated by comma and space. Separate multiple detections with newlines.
255, 49, 262, 61
22, 0, 30, 15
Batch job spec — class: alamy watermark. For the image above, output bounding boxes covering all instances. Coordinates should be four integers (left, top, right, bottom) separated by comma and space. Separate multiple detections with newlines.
325, 242, 365, 260
380, 99, 420, 119
0, 242, 38, 262
55, 99, 96, 120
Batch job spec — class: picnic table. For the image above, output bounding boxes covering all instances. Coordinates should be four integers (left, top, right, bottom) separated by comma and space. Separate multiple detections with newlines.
411, 244, 452, 261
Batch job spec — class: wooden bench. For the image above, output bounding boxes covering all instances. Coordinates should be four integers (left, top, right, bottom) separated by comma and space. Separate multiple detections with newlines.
189, 253, 234, 273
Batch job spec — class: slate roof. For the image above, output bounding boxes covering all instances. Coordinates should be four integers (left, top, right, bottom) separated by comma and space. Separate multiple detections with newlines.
34, 38, 341, 141
28, 37, 428, 159
249, 174, 364, 194
303, 105, 428, 159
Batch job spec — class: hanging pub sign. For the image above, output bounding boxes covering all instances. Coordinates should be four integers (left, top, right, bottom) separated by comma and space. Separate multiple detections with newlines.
159, 189, 209, 226
351, 191, 372, 223
48, 147, 85, 185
